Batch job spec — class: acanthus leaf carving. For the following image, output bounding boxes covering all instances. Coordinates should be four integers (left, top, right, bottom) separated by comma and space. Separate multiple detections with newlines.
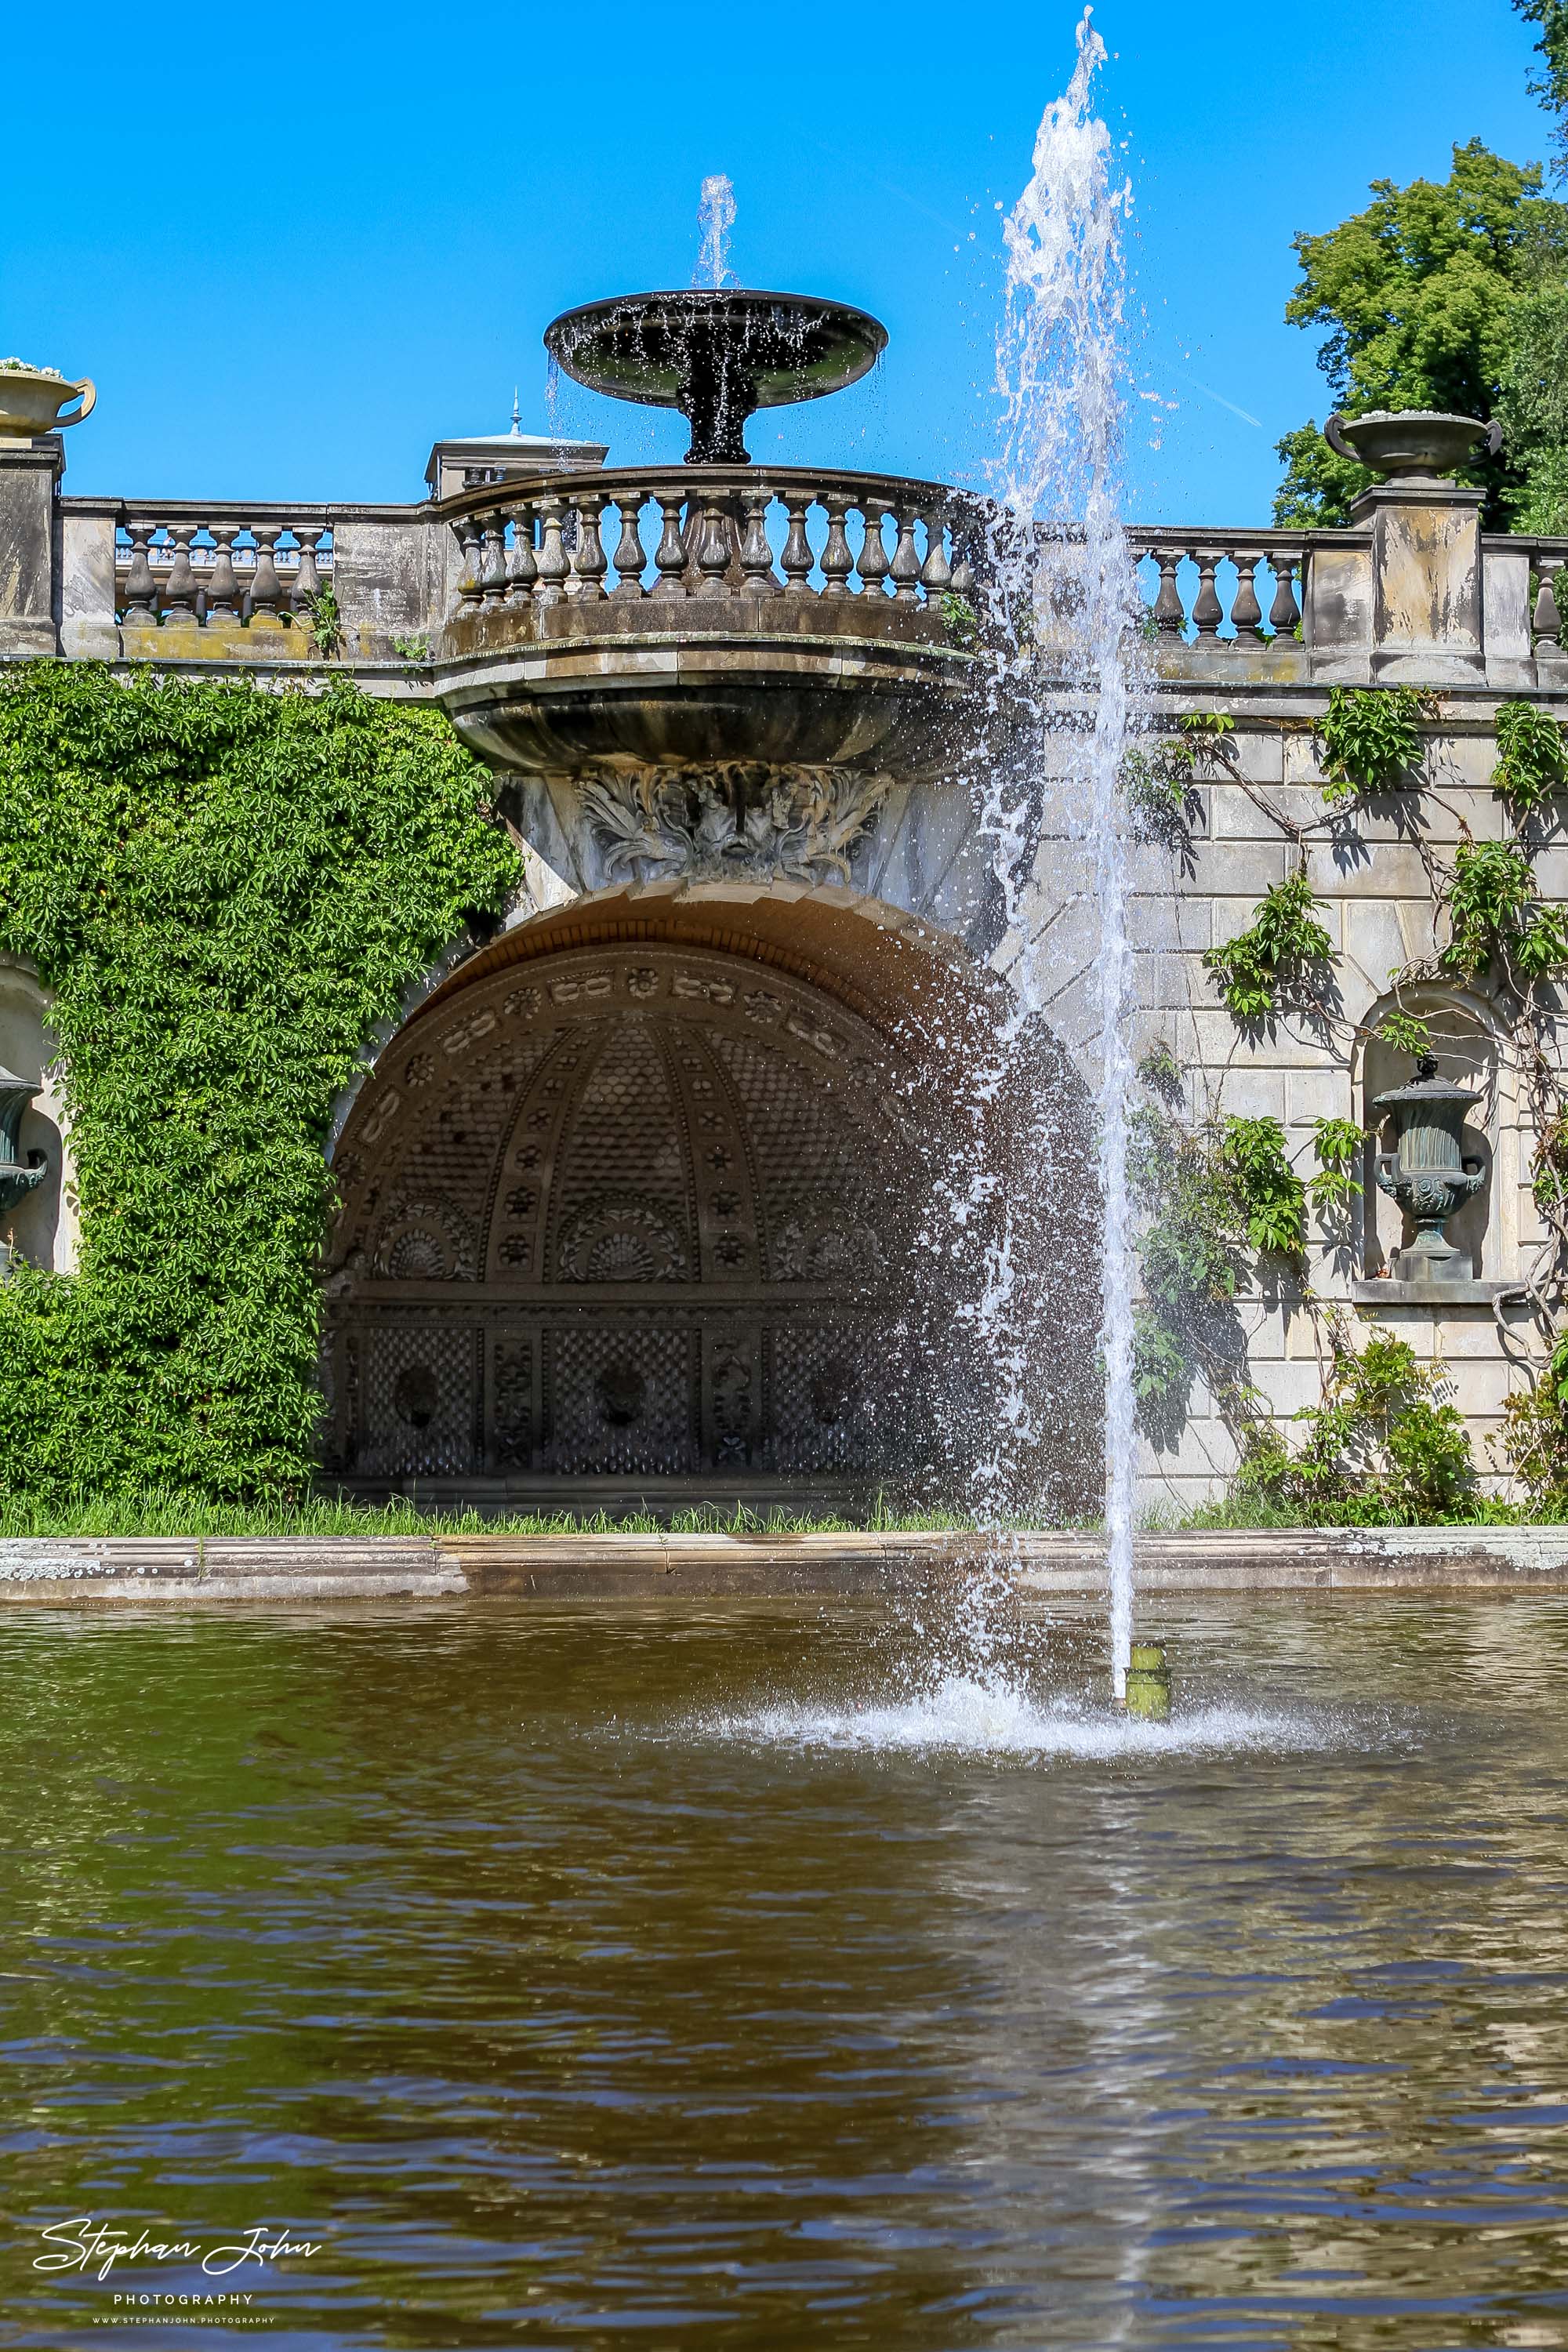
580, 763, 890, 887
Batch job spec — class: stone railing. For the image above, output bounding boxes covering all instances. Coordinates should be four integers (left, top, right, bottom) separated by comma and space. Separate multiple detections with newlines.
440, 465, 982, 618
112, 505, 335, 626
9, 454, 1566, 696
1127, 527, 1307, 643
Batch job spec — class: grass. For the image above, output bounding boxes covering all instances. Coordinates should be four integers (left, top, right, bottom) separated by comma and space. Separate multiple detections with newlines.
0, 1490, 991, 1541
2, 1489, 1564, 1541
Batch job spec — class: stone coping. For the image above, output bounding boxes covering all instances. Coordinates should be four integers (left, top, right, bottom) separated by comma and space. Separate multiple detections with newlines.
2, 1526, 1567, 1602
1351, 1278, 1528, 1307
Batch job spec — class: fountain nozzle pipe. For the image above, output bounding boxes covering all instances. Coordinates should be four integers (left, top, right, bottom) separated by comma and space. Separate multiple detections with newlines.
1120, 1642, 1171, 1720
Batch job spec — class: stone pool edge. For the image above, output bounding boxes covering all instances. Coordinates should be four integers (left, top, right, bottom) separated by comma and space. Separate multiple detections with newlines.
2, 1526, 1568, 1601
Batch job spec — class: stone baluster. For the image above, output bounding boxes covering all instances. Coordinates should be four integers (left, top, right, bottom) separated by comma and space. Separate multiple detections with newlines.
535, 498, 571, 606
249, 528, 285, 627
480, 516, 510, 605
1229, 551, 1261, 639
570, 493, 608, 600
949, 543, 977, 597
695, 495, 732, 595
779, 494, 815, 594
739, 488, 779, 594
1267, 549, 1301, 637
889, 505, 922, 602
1152, 549, 1185, 634
920, 511, 953, 602
652, 495, 689, 598
1532, 556, 1563, 648
506, 503, 538, 607
453, 517, 485, 606
610, 493, 647, 597
1191, 549, 1223, 639
122, 524, 158, 623
205, 525, 240, 621
162, 525, 199, 625
857, 500, 890, 597
293, 529, 324, 607
819, 492, 854, 595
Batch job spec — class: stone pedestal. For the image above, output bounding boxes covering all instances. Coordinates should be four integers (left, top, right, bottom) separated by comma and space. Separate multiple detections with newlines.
1352, 480, 1486, 685
0, 438, 64, 657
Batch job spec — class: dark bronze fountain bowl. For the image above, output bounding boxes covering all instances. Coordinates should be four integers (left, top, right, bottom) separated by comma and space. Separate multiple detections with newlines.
543, 288, 887, 465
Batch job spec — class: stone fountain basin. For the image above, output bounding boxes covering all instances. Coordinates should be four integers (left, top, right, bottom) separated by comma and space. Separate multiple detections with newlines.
437, 598, 976, 778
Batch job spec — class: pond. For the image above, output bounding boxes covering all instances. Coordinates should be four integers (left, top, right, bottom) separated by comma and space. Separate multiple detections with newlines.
2, 1596, 1566, 2349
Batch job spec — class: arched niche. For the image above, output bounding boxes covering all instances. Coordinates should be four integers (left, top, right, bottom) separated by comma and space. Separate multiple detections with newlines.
320, 909, 1102, 1514
1359, 987, 1511, 1281
0, 957, 74, 1276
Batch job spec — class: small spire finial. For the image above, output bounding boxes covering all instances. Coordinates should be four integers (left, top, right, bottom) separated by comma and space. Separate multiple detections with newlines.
510, 387, 521, 437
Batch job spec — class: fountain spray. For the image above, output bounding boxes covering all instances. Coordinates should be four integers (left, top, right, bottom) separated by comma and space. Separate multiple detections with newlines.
991, 9, 1145, 1699
695, 176, 737, 289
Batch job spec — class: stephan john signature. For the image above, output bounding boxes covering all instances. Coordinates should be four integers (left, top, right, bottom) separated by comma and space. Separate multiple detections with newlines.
34, 2218, 325, 2281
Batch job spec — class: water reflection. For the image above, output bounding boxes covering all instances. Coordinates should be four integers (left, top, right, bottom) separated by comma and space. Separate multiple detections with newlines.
1, 1600, 1566, 2347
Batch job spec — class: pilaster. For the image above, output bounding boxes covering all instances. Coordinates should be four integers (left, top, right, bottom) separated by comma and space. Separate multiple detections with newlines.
1351, 479, 1486, 685
0, 437, 64, 657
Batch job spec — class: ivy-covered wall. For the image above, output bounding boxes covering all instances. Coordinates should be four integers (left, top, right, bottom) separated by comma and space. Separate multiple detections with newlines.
1111, 686, 1568, 1519
0, 666, 521, 1501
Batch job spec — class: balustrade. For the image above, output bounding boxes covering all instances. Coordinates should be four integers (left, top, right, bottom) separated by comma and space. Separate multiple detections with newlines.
1128, 531, 1305, 645
442, 466, 979, 622
113, 508, 334, 628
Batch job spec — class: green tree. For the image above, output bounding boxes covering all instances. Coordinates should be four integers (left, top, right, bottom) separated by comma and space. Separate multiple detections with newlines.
1515, 0, 1568, 176
1273, 139, 1568, 526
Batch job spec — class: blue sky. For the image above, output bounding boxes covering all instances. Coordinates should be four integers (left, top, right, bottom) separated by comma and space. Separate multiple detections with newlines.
2, 0, 1552, 521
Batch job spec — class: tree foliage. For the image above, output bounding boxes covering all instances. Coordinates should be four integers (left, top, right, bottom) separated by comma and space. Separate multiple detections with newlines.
0, 666, 521, 1501
1515, 0, 1568, 176
1273, 140, 1568, 526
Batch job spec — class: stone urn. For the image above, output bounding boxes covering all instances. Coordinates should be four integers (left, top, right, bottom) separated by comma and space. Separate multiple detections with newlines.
1324, 410, 1501, 484
1372, 1054, 1486, 1283
0, 1069, 46, 1221
0, 361, 96, 444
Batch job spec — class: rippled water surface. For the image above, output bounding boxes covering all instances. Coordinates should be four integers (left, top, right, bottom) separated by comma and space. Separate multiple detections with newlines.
2, 1597, 1567, 2350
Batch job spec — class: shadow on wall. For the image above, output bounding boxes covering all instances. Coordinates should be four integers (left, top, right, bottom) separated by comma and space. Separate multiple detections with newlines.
315, 909, 1105, 1519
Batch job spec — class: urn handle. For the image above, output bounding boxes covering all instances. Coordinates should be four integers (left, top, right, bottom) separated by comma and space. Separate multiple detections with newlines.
1483, 418, 1504, 458
55, 377, 96, 430
1324, 412, 1356, 463
1374, 1149, 1399, 1196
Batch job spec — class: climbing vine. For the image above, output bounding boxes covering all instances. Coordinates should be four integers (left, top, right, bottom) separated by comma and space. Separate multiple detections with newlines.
1202, 871, 1336, 1020
1316, 683, 1433, 802
0, 664, 521, 1501
1141, 681, 1568, 1515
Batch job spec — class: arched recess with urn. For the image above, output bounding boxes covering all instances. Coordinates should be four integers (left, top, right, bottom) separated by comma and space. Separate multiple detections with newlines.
320, 902, 1103, 1512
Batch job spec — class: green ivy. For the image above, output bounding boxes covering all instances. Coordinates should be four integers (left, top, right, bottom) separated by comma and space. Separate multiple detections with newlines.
1316, 684, 1431, 804
1219, 1116, 1307, 1259
1120, 712, 1233, 840
1494, 696, 1568, 817
1440, 835, 1568, 979
1235, 1323, 1475, 1525
1501, 1324, 1568, 1504
1129, 1062, 1311, 1418
1203, 869, 1335, 1018
0, 665, 521, 1502
1377, 1008, 1433, 1058
1306, 1116, 1367, 1207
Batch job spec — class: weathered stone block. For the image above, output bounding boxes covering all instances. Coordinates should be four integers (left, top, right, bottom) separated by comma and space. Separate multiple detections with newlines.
0, 441, 62, 655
